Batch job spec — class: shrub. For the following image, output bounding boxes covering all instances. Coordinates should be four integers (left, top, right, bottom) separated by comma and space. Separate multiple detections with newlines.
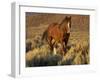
26, 39, 89, 67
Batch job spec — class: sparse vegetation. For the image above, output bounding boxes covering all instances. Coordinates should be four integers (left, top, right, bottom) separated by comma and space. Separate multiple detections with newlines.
26, 35, 89, 67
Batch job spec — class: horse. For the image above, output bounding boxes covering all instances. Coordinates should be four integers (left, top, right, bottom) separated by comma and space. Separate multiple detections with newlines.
42, 16, 71, 55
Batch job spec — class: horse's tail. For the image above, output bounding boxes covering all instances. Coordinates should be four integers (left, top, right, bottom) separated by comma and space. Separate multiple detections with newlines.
42, 30, 48, 41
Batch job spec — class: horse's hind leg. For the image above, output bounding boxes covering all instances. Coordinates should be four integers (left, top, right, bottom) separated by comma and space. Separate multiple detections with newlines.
47, 36, 55, 51
53, 47, 57, 55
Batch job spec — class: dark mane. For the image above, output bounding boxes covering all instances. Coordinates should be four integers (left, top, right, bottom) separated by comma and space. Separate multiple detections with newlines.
59, 16, 71, 27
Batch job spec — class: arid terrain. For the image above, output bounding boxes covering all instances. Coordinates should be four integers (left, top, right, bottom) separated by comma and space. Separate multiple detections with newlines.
25, 13, 89, 67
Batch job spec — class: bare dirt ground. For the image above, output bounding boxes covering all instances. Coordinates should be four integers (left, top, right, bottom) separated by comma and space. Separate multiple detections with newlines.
25, 13, 89, 67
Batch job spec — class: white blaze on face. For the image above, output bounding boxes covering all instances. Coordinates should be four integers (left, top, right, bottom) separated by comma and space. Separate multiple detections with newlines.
67, 22, 70, 33
53, 47, 57, 55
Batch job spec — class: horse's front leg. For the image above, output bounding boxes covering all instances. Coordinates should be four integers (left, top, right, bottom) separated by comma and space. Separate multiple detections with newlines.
65, 33, 70, 47
53, 47, 57, 55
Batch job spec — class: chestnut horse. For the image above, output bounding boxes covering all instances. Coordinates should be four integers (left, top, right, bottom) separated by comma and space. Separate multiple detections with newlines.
42, 16, 71, 55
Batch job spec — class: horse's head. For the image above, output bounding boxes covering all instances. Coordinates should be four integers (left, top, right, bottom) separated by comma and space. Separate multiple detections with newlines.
60, 16, 71, 34
65, 16, 71, 33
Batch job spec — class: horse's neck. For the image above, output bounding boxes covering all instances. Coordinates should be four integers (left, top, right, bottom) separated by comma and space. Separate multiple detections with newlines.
59, 22, 67, 30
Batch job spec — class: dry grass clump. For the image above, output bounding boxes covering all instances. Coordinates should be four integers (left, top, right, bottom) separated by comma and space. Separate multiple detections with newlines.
58, 41, 89, 65
26, 44, 50, 63
26, 40, 89, 67
26, 35, 43, 52
26, 31, 89, 67
26, 44, 62, 67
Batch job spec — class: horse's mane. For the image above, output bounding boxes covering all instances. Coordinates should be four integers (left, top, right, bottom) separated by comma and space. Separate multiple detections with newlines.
59, 16, 71, 30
